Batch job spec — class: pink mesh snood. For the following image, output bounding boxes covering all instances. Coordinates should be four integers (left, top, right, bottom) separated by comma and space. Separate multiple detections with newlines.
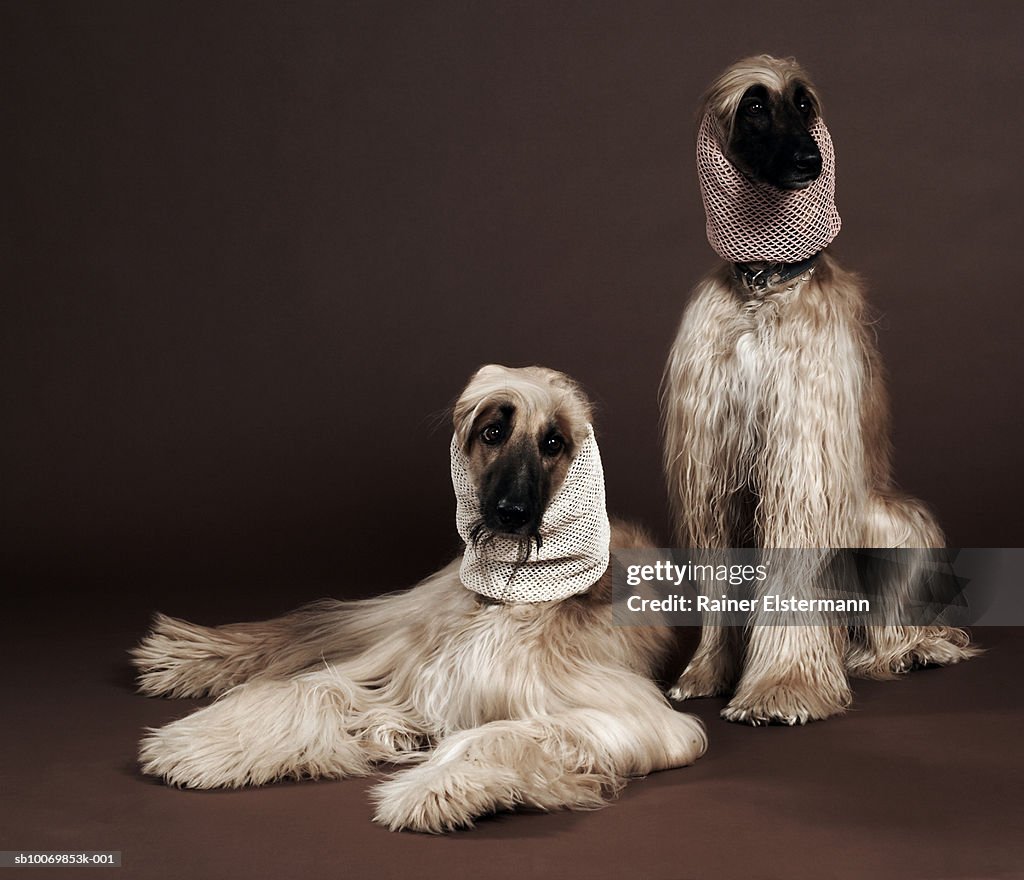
696, 113, 842, 263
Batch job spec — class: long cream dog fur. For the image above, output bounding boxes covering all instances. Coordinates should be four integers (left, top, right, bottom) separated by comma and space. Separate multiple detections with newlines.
134, 365, 706, 831
662, 56, 977, 725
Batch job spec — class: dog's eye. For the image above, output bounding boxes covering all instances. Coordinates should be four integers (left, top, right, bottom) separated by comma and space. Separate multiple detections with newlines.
743, 100, 764, 116
542, 436, 564, 456
797, 98, 812, 115
480, 424, 504, 445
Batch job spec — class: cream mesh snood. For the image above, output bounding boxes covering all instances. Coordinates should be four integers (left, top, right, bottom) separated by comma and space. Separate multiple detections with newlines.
697, 112, 841, 262
451, 425, 611, 604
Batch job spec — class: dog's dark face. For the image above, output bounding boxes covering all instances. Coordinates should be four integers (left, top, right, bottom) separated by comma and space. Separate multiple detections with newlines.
465, 401, 574, 553
453, 364, 591, 562
727, 82, 822, 190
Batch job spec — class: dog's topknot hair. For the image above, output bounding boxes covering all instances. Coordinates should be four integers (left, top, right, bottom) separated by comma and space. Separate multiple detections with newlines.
700, 54, 822, 147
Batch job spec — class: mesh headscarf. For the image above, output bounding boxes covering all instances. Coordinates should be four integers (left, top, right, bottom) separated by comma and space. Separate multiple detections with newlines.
451, 425, 611, 604
696, 112, 841, 263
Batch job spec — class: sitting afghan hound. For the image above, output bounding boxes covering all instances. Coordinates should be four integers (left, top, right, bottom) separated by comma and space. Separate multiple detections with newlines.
662, 55, 977, 725
134, 364, 706, 832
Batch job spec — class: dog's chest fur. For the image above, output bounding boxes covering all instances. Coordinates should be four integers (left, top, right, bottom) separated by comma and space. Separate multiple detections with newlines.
723, 281, 865, 437
410, 603, 562, 732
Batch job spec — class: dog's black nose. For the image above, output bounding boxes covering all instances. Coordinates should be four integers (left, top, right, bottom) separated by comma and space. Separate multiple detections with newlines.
793, 147, 822, 175
496, 499, 530, 529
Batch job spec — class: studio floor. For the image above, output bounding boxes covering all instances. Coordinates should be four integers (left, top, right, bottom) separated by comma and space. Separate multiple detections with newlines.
2, 590, 1021, 880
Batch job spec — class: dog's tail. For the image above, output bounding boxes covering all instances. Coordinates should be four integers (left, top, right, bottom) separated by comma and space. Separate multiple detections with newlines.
133, 559, 464, 697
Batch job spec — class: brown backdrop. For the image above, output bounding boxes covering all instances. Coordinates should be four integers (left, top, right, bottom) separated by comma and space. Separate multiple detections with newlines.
4, 5, 1023, 879
4, 1, 1022, 607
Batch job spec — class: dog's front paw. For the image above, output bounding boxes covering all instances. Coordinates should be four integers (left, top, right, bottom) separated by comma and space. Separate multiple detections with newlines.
132, 613, 242, 698
371, 763, 516, 833
721, 680, 850, 726
667, 659, 733, 701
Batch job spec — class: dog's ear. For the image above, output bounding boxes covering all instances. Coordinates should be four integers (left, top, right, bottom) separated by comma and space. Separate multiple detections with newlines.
452, 395, 480, 452
453, 364, 506, 451
452, 402, 482, 452
540, 371, 594, 445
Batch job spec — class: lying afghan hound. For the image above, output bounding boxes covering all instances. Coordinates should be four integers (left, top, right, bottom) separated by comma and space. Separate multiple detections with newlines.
662, 55, 977, 725
134, 364, 706, 832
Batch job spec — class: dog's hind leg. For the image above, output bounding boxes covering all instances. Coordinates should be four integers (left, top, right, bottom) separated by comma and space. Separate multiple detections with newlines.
139, 659, 425, 789
372, 682, 707, 832
846, 493, 980, 679
133, 560, 461, 697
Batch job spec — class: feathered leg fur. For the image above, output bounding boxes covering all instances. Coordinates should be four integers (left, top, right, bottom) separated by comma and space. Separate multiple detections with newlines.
663, 257, 976, 724
372, 682, 706, 832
